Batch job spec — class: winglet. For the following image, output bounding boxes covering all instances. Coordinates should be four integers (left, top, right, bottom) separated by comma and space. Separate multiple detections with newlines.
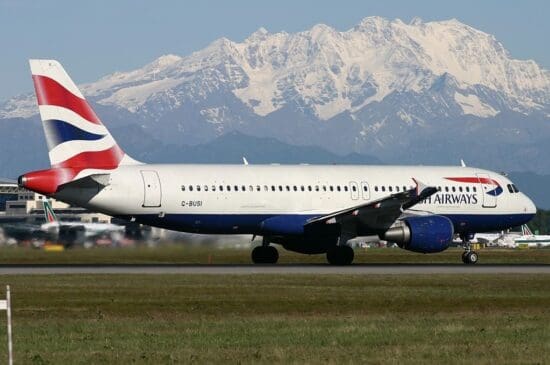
412, 178, 429, 196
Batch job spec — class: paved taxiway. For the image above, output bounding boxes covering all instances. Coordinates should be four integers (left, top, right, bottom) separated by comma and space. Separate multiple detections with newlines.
0, 264, 548, 275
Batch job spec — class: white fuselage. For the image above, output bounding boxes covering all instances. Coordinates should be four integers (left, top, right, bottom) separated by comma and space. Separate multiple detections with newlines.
55, 164, 536, 237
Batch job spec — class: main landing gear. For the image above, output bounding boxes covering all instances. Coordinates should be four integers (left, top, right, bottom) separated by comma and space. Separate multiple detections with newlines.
461, 233, 478, 265
251, 238, 279, 264
326, 245, 354, 265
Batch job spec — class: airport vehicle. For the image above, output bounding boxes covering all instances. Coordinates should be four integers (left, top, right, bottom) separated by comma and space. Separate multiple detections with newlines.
18, 60, 536, 264
40, 201, 125, 247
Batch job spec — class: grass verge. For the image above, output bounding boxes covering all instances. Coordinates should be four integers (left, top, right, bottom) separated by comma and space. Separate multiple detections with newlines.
0, 245, 549, 264
0, 274, 547, 363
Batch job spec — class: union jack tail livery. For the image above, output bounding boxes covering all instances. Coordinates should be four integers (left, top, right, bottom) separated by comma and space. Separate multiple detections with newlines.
20, 60, 140, 195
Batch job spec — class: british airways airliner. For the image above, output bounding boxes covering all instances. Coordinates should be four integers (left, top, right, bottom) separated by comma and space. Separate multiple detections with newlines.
18, 60, 537, 265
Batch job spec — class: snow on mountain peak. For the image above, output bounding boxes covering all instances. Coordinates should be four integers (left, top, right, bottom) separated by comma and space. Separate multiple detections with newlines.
1, 17, 548, 121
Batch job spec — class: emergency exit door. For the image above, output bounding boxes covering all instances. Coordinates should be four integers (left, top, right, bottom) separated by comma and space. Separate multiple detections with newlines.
141, 170, 162, 207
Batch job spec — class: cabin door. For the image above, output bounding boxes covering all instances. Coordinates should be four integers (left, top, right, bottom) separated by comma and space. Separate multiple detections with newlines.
476, 173, 497, 208
350, 181, 360, 200
360, 181, 370, 200
141, 170, 162, 207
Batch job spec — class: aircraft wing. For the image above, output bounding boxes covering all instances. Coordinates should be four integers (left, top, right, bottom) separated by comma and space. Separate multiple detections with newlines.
305, 179, 437, 234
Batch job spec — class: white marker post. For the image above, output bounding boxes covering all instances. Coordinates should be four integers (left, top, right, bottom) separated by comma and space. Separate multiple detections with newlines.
0, 286, 13, 365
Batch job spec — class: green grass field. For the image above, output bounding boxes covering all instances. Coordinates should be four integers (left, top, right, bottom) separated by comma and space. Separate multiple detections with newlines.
0, 245, 549, 264
0, 274, 547, 364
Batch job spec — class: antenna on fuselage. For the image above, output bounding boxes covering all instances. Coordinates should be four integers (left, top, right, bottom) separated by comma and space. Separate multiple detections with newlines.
242, 157, 249, 165
460, 159, 466, 167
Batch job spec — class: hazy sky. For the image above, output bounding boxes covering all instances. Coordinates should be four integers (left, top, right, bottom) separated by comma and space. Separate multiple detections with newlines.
0, 0, 548, 100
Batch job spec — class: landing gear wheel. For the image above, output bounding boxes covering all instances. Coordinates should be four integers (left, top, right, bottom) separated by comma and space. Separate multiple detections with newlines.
463, 251, 478, 264
326, 245, 354, 265
251, 245, 279, 264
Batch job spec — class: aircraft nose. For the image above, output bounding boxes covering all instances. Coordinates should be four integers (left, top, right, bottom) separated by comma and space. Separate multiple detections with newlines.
524, 195, 537, 215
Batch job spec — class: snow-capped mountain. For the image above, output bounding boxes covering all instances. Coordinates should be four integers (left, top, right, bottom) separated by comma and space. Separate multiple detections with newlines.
1, 17, 550, 174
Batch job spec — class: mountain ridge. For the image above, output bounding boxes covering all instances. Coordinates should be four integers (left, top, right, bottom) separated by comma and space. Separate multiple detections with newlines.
0, 16, 549, 175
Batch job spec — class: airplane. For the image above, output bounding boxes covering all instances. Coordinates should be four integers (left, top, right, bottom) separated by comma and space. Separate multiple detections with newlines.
513, 225, 550, 248
40, 200, 125, 247
17, 59, 537, 264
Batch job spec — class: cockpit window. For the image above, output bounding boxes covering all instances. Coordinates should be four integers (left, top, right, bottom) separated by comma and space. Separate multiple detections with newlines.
512, 184, 519, 193
507, 184, 514, 193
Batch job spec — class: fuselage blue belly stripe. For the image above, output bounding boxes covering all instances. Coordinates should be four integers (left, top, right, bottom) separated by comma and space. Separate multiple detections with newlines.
116, 213, 535, 236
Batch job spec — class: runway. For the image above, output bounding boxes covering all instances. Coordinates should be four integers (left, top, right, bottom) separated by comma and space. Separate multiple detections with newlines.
0, 264, 548, 275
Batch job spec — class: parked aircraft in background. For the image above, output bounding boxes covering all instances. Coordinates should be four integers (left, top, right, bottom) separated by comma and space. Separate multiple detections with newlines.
18, 60, 537, 264
477, 225, 550, 248
41, 201, 125, 247
515, 225, 550, 248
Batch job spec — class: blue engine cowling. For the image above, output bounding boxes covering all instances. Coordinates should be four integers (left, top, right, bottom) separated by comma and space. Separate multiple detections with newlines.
381, 215, 454, 253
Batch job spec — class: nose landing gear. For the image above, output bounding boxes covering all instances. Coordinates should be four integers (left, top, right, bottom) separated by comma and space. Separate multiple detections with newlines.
461, 233, 478, 264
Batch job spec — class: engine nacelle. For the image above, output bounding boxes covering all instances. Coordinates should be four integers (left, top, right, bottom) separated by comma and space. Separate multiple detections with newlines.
381, 215, 454, 253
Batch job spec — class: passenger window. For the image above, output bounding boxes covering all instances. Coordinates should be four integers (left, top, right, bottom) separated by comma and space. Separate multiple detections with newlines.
301, 186, 305, 191
465, 186, 469, 192
315, 186, 319, 192
242, 186, 246, 191
375, 186, 378, 192
189, 185, 193, 192
181, 185, 186, 191
197, 185, 201, 192
286, 186, 290, 191
308, 186, 312, 191
473, 187, 477, 192
219, 185, 224, 191
395, 186, 399, 192
322, 186, 327, 192
204, 185, 208, 191
264, 185, 268, 191
403, 186, 407, 191
352, 186, 357, 192
293, 186, 297, 191
388, 186, 392, 192
212, 185, 216, 192
445, 187, 449, 192
256, 185, 261, 192
249, 185, 253, 192
271, 186, 275, 191
279, 186, 283, 191
451, 186, 456, 192
234, 185, 239, 191
337, 186, 341, 192
363, 186, 368, 192
329, 186, 334, 192
344, 186, 348, 192
459, 187, 463, 192
227, 185, 231, 191
381, 186, 386, 192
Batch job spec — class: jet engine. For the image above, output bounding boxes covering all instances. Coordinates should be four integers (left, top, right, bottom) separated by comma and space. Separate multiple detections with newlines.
381, 215, 454, 253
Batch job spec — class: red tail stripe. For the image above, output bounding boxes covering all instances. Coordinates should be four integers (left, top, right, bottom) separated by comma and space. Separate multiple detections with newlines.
32, 75, 102, 125
53, 145, 125, 169
445, 177, 498, 185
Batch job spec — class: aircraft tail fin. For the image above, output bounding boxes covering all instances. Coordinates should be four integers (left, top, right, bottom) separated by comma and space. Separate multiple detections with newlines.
29, 59, 140, 169
43, 200, 58, 223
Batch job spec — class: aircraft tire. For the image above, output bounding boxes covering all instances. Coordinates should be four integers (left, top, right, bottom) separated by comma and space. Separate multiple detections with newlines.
326, 245, 354, 265
463, 251, 478, 264
251, 245, 279, 264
